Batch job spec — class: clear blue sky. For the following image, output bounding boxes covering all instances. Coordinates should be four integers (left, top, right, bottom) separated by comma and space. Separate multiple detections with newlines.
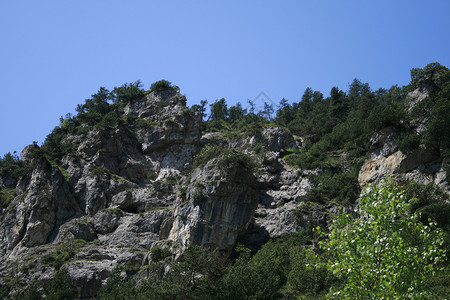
1, 1, 449, 156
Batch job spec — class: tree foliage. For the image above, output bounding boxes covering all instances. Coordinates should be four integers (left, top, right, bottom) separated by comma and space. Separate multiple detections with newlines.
210, 98, 228, 121
311, 180, 447, 299
150, 79, 172, 92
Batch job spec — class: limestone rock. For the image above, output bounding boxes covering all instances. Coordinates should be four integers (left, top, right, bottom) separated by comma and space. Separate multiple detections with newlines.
1, 81, 447, 298
169, 159, 260, 255
53, 217, 97, 244
359, 131, 448, 193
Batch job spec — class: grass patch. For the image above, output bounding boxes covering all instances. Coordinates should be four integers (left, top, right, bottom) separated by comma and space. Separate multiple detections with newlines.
41, 239, 86, 270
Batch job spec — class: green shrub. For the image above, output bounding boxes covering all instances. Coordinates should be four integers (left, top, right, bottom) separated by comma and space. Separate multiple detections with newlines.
178, 185, 187, 199
163, 175, 178, 185
0, 187, 16, 208
404, 182, 449, 213
193, 145, 256, 172
298, 170, 360, 205
41, 240, 86, 270
150, 246, 172, 262
10, 269, 75, 300
150, 80, 172, 92
42, 269, 76, 300
193, 188, 207, 203
193, 145, 226, 168
217, 150, 256, 171
397, 131, 421, 152
147, 172, 157, 181
95, 268, 138, 300
287, 249, 333, 297
0, 151, 34, 181
164, 119, 177, 127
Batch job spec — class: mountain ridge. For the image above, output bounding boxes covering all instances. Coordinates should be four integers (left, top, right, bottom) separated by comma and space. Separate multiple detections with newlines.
0, 64, 449, 298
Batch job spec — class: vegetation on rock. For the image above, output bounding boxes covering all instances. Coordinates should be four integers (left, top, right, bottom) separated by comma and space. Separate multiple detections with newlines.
0, 63, 449, 298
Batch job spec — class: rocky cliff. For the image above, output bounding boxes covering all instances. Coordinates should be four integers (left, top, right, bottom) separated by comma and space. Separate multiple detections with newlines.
0, 87, 314, 298
359, 84, 449, 192
0, 80, 448, 298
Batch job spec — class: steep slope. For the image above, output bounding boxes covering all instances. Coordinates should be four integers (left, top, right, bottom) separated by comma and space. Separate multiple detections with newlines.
0, 85, 311, 298
0, 62, 448, 298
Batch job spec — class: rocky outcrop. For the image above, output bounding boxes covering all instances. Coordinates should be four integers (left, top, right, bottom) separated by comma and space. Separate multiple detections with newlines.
169, 158, 260, 256
0, 86, 313, 298
359, 127, 448, 193
358, 80, 449, 192
3, 80, 444, 298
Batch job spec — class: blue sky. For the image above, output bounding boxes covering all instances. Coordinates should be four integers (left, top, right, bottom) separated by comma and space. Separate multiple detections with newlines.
1, 1, 449, 156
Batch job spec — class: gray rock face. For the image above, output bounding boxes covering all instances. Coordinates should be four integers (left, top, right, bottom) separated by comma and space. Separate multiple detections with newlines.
0, 87, 205, 297
359, 134, 448, 192
1, 82, 445, 298
169, 159, 260, 256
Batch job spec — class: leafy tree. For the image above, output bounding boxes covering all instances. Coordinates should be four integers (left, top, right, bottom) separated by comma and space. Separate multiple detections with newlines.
144, 246, 226, 299
411, 62, 449, 92
0, 152, 22, 178
199, 99, 208, 119
397, 131, 421, 152
311, 179, 446, 299
219, 242, 289, 300
409, 63, 450, 156
365, 86, 405, 132
43, 269, 76, 300
312, 90, 324, 103
287, 248, 333, 298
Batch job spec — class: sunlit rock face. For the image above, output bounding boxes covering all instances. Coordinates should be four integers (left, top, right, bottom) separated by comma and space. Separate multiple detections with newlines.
0, 85, 312, 297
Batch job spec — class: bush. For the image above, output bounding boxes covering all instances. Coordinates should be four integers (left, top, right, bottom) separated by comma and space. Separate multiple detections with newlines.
41, 240, 86, 270
298, 170, 360, 205
287, 249, 333, 297
150, 246, 172, 262
403, 182, 450, 229
135, 118, 157, 129
0, 187, 16, 209
193, 145, 226, 168
217, 150, 256, 172
95, 268, 138, 300
397, 131, 421, 152
150, 80, 172, 92
193, 145, 256, 173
